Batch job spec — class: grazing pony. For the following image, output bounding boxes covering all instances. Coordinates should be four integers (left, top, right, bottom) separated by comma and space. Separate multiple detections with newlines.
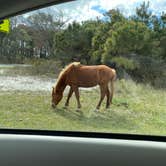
52, 62, 116, 111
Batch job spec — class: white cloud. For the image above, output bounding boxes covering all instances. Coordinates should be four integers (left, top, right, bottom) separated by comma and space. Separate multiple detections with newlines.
23, 0, 166, 22
52, 0, 103, 23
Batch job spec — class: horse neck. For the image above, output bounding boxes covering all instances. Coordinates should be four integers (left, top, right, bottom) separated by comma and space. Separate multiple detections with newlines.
56, 74, 67, 93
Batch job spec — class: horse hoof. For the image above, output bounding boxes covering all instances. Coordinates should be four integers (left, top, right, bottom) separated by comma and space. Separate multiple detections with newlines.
76, 108, 81, 112
63, 106, 68, 109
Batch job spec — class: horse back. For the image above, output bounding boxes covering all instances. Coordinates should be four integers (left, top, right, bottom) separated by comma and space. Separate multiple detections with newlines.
66, 64, 115, 87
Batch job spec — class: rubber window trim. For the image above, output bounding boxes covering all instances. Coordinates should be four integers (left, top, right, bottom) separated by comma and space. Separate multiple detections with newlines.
0, 0, 74, 20
0, 129, 165, 142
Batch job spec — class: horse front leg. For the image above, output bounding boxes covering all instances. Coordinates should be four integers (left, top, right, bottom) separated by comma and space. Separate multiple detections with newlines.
65, 87, 73, 107
73, 86, 81, 111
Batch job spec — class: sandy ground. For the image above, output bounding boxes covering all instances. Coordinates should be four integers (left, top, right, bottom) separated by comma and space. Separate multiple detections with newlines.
0, 64, 97, 92
0, 75, 55, 91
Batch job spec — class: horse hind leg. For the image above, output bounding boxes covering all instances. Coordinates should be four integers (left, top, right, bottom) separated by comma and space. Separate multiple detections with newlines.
96, 84, 107, 110
106, 87, 110, 109
72, 85, 81, 111
108, 80, 114, 104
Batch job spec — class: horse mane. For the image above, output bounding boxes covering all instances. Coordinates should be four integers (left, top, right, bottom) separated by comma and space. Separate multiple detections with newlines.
55, 62, 81, 90
58, 62, 80, 79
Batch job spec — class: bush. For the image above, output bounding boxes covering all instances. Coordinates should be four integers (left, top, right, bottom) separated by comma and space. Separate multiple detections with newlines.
29, 59, 62, 76
130, 56, 166, 88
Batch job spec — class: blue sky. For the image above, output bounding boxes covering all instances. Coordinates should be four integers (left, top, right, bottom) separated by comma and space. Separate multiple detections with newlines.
26, 0, 166, 23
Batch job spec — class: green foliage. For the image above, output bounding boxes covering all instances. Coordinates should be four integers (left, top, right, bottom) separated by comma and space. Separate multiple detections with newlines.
105, 9, 125, 25
135, 1, 152, 26
0, 24, 33, 63
91, 22, 110, 64
0, 1, 166, 88
111, 56, 138, 70
102, 20, 151, 60
54, 21, 96, 64
131, 56, 166, 88
0, 12, 66, 62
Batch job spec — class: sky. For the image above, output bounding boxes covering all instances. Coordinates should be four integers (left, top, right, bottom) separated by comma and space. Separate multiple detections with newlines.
26, 0, 166, 23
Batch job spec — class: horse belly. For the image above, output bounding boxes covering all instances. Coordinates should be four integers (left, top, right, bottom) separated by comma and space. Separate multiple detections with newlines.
77, 71, 98, 87
78, 81, 98, 87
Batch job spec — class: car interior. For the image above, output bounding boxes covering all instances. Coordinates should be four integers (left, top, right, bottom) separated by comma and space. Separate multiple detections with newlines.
0, 0, 166, 166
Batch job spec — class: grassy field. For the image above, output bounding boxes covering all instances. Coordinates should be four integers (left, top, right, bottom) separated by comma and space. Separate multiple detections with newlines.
0, 79, 166, 136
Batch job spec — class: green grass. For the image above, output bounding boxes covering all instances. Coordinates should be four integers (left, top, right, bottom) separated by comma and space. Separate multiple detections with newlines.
0, 79, 166, 136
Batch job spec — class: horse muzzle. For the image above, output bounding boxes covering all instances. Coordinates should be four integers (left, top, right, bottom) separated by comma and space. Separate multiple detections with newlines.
52, 103, 56, 108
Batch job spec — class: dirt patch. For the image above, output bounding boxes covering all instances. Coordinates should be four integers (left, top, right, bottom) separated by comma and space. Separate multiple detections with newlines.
0, 75, 55, 91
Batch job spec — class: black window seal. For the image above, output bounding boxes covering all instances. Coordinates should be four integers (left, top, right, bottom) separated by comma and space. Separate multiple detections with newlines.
0, 128, 166, 142
0, 0, 74, 20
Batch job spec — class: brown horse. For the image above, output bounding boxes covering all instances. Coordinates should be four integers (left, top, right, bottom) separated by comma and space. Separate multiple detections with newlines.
52, 62, 116, 111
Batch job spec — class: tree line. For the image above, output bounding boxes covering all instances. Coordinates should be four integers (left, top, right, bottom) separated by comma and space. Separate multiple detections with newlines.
0, 1, 166, 87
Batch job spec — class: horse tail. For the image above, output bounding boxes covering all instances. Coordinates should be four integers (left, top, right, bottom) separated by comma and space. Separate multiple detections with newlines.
108, 69, 116, 104
111, 68, 117, 81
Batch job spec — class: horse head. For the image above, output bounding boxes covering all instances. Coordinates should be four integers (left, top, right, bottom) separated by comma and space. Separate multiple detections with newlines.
51, 87, 63, 108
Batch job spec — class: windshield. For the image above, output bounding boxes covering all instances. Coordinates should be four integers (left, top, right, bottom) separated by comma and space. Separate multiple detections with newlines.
0, 0, 165, 136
